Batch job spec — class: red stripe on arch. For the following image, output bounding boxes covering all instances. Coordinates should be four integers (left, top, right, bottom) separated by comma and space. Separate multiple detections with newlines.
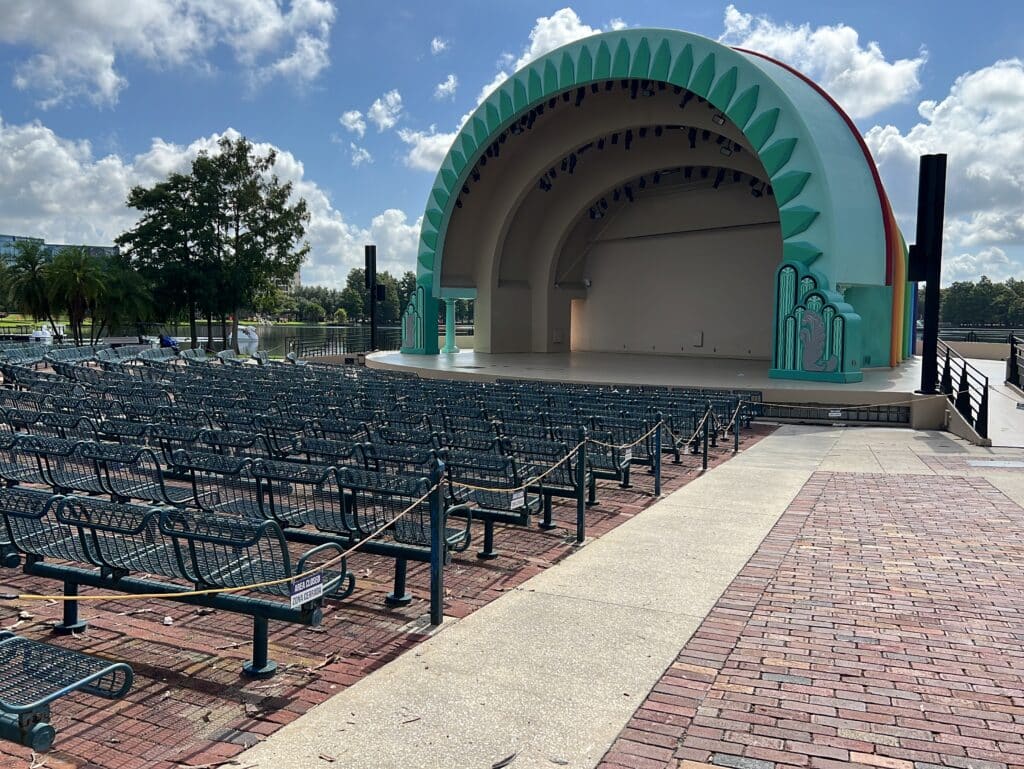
732, 47, 897, 285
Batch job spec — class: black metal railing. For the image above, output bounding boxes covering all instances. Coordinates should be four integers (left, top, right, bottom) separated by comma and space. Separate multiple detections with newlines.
292, 328, 402, 359
938, 339, 989, 439
1006, 334, 1024, 391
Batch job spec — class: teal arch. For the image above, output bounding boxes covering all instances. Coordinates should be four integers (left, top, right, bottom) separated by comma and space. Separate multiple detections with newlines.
402, 28, 881, 381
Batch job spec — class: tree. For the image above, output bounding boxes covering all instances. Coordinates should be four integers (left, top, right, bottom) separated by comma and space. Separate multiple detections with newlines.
295, 297, 326, 322
211, 136, 310, 350
90, 256, 153, 344
118, 135, 310, 351
6, 240, 58, 334
45, 247, 105, 346
333, 307, 348, 324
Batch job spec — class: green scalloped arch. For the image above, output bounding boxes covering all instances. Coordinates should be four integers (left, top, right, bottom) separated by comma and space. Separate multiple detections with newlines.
406, 28, 862, 364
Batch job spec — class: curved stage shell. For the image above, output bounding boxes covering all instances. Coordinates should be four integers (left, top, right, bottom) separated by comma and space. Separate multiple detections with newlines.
399, 28, 913, 384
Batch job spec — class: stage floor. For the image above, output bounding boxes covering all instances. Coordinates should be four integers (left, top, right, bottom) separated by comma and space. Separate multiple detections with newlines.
366, 349, 924, 399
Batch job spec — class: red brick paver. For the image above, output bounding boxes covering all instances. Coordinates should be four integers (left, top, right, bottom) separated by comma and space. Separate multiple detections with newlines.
0, 426, 773, 768
599, 472, 1024, 769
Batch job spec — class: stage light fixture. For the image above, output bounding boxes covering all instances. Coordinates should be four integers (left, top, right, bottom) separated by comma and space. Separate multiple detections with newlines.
749, 177, 759, 187
600, 198, 608, 210
673, 85, 682, 94
680, 92, 694, 109
479, 155, 488, 166
624, 129, 633, 150
629, 80, 639, 99
653, 172, 661, 185
639, 176, 647, 189
462, 184, 470, 195
604, 80, 613, 91
713, 168, 725, 189
575, 87, 585, 107
702, 129, 710, 142
712, 113, 726, 126
597, 138, 605, 150
562, 91, 570, 103
624, 185, 634, 202
715, 135, 725, 144
568, 154, 577, 174
547, 97, 556, 108
613, 189, 621, 202
654, 126, 663, 137
591, 83, 600, 94
720, 146, 733, 157
455, 198, 463, 208
561, 158, 568, 172
684, 166, 693, 179
471, 170, 481, 182
611, 133, 619, 145
549, 167, 557, 179
733, 171, 742, 182
766, 185, 773, 196
688, 127, 697, 149
751, 182, 764, 198
700, 167, 709, 179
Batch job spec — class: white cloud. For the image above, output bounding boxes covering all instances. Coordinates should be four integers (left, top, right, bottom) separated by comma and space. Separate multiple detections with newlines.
402, 8, 621, 171
864, 59, 1024, 283
943, 247, 1015, 283
430, 37, 449, 55
349, 143, 372, 167
475, 7, 607, 104
339, 110, 366, 138
0, 0, 336, 107
397, 128, 458, 172
0, 116, 418, 288
434, 74, 458, 101
719, 4, 926, 119
367, 89, 403, 132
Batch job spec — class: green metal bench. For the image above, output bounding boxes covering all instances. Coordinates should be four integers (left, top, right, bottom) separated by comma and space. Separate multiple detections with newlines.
0, 631, 133, 751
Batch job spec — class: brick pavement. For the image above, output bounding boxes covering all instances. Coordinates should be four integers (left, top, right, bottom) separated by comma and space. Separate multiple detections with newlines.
597, 471, 1024, 769
0, 426, 772, 769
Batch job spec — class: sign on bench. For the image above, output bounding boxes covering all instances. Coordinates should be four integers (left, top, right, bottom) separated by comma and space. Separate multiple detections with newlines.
290, 571, 324, 608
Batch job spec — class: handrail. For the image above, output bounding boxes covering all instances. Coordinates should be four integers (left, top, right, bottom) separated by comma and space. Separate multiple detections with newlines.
937, 339, 989, 439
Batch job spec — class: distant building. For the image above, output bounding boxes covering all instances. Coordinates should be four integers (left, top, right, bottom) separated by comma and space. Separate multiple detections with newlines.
0, 233, 119, 260
275, 268, 301, 294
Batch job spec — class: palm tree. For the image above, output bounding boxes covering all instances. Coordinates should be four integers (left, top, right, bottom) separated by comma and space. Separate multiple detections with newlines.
45, 247, 106, 346
6, 240, 58, 334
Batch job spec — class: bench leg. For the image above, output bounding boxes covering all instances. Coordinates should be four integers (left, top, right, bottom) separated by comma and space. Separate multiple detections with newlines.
385, 558, 412, 606
620, 464, 632, 489
53, 582, 87, 635
477, 520, 499, 560
0, 710, 55, 752
587, 474, 597, 506
0, 544, 20, 569
242, 617, 277, 679
538, 493, 557, 530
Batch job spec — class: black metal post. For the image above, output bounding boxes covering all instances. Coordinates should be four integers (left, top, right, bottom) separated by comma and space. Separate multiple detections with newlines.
429, 460, 445, 626
53, 581, 87, 634
365, 244, 377, 352
653, 413, 662, 497
914, 154, 947, 394
702, 407, 709, 471
385, 558, 411, 606
956, 367, 972, 422
1007, 334, 1020, 387
941, 350, 953, 395
576, 426, 587, 544
243, 616, 277, 679
977, 379, 989, 439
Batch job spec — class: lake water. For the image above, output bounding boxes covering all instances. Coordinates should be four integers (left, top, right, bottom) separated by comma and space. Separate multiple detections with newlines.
155, 323, 403, 355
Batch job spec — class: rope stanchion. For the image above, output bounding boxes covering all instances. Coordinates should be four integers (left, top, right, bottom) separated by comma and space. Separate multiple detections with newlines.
2, 482, 442, 604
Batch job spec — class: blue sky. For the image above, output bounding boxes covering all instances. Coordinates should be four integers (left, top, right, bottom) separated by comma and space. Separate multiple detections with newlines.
0, 1, 1022, 287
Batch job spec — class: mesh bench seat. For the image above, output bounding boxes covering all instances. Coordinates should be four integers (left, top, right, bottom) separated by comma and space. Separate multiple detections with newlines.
0, 631, 133, 751
444, 450, 539, 559
0, 490, 354, 678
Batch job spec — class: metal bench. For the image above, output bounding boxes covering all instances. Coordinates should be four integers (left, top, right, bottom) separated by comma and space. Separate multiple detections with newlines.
0, 489, 354, 678
0, 631, 133, 751
79, 442, 194, 506
505, 435, 591, 542
171, 450, 264, 519
444, 450, 540, 559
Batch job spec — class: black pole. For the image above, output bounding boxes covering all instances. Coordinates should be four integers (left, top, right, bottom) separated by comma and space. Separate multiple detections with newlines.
913, 154, 947, 394
365, 244, 377, 352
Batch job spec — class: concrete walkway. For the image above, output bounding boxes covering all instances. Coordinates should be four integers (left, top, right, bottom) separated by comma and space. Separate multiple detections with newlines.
241, 426, 1015, 769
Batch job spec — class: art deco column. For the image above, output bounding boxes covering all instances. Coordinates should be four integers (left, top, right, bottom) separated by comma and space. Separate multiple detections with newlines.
441, 298, 460, 354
